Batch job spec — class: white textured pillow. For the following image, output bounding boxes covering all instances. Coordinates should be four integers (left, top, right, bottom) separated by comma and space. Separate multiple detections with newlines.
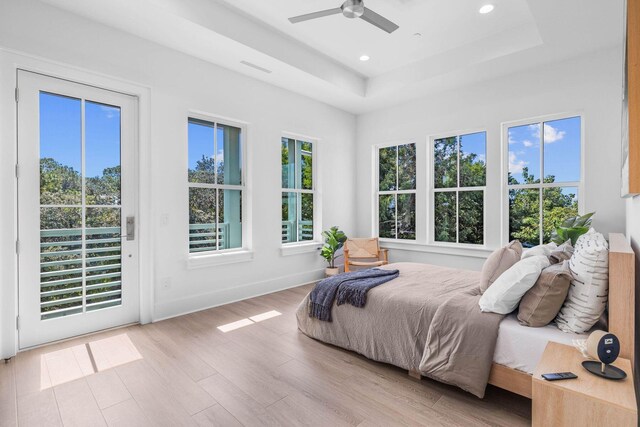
555, 230, 609, 333
479, 255, 550, 314
521, 242, 557, 260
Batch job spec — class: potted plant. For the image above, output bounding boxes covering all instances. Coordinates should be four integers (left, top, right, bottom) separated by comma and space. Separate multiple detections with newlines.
320, 226, 347, 277
550, 212, 595, 245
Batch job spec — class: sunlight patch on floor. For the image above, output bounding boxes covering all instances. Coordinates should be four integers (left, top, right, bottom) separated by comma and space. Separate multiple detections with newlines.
41, 333, 142, 390
217, 310, 282, 332
249, 310, 281, 323
217, 318, 254, 333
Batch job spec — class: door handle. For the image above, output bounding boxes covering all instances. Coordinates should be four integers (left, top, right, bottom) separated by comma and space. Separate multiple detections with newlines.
121, 216, 135, 241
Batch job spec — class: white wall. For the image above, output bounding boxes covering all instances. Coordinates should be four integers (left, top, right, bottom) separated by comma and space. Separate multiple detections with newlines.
356, 46, 626, 271
0, 0, 357, 358
0, 0, 628, 360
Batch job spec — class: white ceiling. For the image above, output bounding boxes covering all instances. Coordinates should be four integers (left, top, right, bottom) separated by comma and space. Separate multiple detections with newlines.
223, 0, 539, 77
39, 0, 625, 114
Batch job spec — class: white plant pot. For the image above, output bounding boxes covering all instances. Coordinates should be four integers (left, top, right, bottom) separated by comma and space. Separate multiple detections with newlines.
325, 267, 339, 277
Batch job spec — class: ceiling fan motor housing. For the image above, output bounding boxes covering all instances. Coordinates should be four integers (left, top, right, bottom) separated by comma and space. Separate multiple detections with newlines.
342, 0, 365, 18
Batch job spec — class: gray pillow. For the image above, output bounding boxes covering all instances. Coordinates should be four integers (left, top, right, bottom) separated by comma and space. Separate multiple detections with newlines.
480, 240, 523, 294
518, 261, 572, 327
549, 240, 574, 265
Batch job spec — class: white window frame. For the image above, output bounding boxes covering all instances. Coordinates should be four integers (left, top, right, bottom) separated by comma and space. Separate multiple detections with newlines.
187, 112, 251, 267
428, 130, 487, 247
280, 132, 321, 254
501, 112, 585, 246
374, 141, 417, 241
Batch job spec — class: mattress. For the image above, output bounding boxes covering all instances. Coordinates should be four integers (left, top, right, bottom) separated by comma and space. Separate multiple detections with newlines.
493, 314, 590, 374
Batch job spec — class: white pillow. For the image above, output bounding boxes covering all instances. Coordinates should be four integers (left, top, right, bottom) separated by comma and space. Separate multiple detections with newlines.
479, 255, 550, 314
555, 229, 609, 333
521, 242, 557, 260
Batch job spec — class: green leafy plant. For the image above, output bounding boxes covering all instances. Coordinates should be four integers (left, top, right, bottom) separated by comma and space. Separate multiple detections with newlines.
320, 226, 347, 268
550, 212, 594, 245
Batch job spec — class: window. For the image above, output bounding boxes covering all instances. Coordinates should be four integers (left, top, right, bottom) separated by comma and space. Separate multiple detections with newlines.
377, 143, 416, 240
507, 116, 581, 247
188, 117, 244, 253
432, 132, 486, 245
282, 137, 315, 244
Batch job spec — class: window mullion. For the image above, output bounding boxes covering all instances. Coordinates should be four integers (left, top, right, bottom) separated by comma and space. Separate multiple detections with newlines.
395, 145, 399, 238
81, 98, 87, 314
395, 144, 399, 191
456, 136, 461, 243
298, 140, 302, 243
297, 192, 301, 243
538, 187, 544, 245
213, 122, 218, 186
394, 193, 398, 239
539, 121, 545, 245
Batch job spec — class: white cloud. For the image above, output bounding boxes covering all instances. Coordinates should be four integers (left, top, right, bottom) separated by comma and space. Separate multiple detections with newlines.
508, 132, 516, 145
522, 140, 534, 148
529, 123, 565, 144
543, 124, 566, 143
99, 105, 118, 119
509, 152, 528, 174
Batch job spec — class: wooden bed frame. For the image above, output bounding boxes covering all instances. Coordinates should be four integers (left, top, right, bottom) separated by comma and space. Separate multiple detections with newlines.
486, 233, 636, 398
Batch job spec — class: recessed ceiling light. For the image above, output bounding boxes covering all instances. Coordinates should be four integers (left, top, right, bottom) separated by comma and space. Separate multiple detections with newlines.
479, 4, 494, 14
359, 55, 370, 61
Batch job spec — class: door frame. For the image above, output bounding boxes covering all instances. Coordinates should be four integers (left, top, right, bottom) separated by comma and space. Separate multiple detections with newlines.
0, 48, 154, 358
18, 71, 140, 348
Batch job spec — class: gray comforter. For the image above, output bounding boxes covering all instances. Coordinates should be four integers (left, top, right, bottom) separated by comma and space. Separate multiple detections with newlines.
296, 262, 504, 398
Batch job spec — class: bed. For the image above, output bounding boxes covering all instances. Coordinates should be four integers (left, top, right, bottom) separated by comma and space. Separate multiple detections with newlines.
296, 233, 635, 399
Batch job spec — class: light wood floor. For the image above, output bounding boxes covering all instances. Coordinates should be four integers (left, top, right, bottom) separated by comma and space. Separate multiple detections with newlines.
0, 284, 531, 426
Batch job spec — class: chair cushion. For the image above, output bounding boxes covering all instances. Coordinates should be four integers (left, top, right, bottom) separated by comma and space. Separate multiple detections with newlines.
349, 260, 386, 267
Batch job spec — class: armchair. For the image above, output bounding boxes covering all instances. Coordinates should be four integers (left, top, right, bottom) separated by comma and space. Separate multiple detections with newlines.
343, 238, 389, 273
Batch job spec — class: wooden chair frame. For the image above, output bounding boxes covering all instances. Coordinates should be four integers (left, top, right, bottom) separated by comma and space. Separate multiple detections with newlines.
343, 238, 389, 273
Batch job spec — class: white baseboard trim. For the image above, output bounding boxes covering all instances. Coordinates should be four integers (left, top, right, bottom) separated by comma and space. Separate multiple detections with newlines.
152, 268, 324, 322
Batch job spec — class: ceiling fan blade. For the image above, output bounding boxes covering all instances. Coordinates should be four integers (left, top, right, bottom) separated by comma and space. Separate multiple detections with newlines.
289, 8, 342, 24
360, 8, 399, 33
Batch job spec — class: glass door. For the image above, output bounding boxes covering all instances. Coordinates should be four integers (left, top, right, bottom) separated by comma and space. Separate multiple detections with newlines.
17, 71, 139, 349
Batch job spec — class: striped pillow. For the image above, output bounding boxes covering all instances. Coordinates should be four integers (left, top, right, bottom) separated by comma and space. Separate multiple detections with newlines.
555, 229, 609, 333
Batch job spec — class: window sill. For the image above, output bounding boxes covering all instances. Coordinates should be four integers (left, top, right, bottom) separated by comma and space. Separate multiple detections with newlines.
379, 240, 493, 259
187, 250, 254, 269
280, 242, 322, 256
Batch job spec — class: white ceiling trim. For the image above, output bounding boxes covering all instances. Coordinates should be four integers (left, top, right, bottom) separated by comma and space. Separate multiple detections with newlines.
38, 0, 625, 114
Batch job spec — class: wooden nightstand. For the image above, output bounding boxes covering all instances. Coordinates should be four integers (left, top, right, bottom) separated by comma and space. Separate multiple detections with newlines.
533, 342, 637, 427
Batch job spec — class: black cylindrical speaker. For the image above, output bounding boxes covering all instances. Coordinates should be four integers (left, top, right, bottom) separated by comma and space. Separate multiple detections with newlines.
582, 330, 627, 380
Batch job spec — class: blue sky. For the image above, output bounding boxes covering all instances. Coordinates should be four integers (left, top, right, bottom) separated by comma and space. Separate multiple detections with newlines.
508, 116, 581, 184
188, 121, 224, 172
460, 131, 486, 163
40, 92, 121, 178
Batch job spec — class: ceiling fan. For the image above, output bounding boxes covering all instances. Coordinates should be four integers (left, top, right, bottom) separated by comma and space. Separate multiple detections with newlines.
288, 0, 399, 34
